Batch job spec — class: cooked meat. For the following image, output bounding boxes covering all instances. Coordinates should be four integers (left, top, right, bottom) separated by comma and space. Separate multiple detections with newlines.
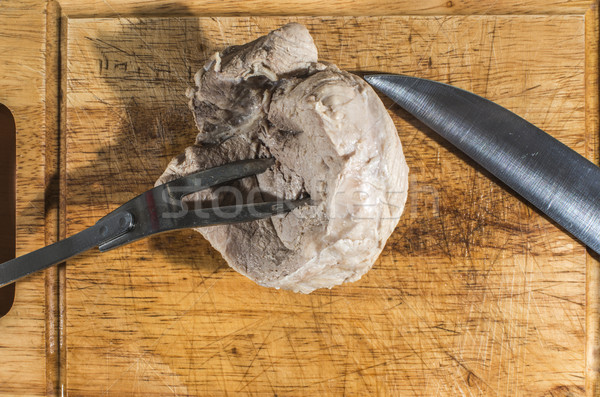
157, 23, 409, 293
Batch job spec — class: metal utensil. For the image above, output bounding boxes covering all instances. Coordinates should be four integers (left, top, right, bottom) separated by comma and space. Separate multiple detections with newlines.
365, 73, 600, 254
0, 158, 308, 287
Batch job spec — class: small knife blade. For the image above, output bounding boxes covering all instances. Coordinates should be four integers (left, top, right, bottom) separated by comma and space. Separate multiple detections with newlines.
365, 74, 600, 254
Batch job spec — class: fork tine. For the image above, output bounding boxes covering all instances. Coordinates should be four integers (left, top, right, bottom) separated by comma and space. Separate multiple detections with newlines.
188, 197, 312, 227
97, 198, 311, 252
96, 158, 309, 252
163, 158, 275, 200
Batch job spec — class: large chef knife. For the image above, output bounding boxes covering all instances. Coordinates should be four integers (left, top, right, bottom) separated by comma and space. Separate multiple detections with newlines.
365, 74, 600, 254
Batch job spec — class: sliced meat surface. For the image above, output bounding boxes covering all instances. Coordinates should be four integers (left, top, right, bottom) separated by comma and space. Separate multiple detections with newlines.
157, 23, 409, 293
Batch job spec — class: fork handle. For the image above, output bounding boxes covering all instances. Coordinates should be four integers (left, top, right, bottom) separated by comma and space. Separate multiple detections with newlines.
0, 212, 133, 288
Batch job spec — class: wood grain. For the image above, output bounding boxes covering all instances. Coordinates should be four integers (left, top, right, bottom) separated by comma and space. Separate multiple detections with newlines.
585, 5, 600, 395
62, 16, 589, 395
0, 0, 51, 396
57, 0, 597, 18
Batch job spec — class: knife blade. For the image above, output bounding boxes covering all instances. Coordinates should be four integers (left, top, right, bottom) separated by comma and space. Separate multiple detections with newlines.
365, 74, 600, 254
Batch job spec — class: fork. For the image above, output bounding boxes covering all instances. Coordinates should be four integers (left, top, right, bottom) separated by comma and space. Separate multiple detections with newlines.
0, 158, 308, 287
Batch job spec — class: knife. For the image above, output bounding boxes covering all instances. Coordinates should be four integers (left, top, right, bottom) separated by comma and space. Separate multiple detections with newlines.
364, 74, 600, 255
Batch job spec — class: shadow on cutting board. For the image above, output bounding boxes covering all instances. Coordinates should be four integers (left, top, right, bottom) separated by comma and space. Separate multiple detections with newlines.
16, 14, 233, 279
66, 15, 233, 269
383, 98, 592, 255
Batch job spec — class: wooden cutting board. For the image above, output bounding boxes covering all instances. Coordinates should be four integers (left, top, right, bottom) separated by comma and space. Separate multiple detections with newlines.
1, 1, 600, 396
62, 15, 590, 396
